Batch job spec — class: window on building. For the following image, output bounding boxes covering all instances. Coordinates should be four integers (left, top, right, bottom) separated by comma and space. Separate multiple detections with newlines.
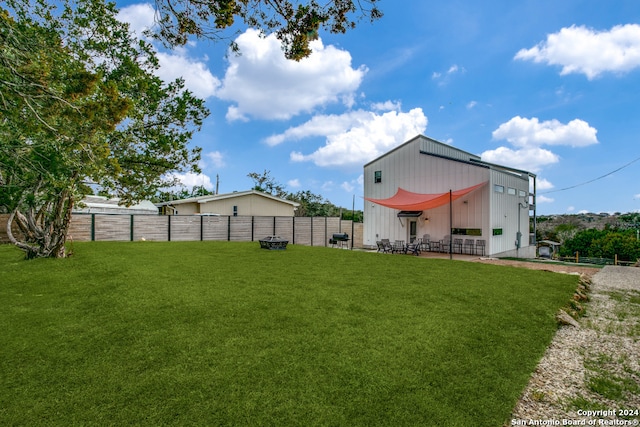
233, 205, 238, 216
519, 190, 527, 197
374, 171, 382, 183
494, 185, 504, 193
508, 187, 516, 195
493, 228, 503, 236
451, 228, 482, 236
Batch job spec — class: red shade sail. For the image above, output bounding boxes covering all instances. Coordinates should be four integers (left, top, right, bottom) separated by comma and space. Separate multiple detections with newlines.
365, 181, 487, 211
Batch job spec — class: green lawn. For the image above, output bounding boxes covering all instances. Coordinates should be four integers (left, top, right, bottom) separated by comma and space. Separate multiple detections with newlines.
0, 242, 578, 426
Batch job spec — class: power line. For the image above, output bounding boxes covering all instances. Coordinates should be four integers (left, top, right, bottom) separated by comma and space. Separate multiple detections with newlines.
539, 154, 640, 195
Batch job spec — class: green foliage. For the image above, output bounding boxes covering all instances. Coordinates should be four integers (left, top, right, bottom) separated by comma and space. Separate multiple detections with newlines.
247, 169, 286, 197
0, 242, 578, 426
153, 0, 383, 60
559, 228, 640, 261
151, 185, 214, 203
0, 0, 208, 258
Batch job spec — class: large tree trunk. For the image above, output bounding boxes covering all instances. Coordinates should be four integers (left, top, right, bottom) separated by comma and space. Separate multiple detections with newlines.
7, 194, 74, 259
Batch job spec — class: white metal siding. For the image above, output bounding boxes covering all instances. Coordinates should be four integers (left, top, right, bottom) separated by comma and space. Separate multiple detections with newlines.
364, 137, 491, 247
488, 169, 531, 256
364, 135, 534, 256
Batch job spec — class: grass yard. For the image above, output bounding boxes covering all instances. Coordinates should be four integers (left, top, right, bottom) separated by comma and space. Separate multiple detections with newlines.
0, 241, 579, 426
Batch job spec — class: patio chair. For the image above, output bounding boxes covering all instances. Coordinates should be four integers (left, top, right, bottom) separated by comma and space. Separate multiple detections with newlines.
421, 234, 432, 251
379, 239, 393, 253
452, 238, 463, 254
406, 238, 421, 256
475, 239, 486, 256
464, 238, 475, 254
439, 235, 451, 253
392, 240, 406, 254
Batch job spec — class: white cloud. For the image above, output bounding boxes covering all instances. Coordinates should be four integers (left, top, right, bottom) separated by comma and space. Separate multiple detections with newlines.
156, 52, 220, 98
633, 193, 640, 200
321, 181, 335, 192
117, 3, 156, 39
287, 179, 301, 188
481, 146, 559, 172
341, 181, 355, 193
264, 110, 373, 146
483, 116, 598, 172
432, 64, 465, 86
117, 3, 219, 98
341, 175, 364, 194
371, 100, 402, 112
567, 206, 576, 213
515, 24, 640, 79
466, 101, 477, 109
492, 116, 598, 148
203, 151, 225, 169
537, 195, 554, 204
288, 108, 428, 168
169, 172, 214, 191
536, 177, 554, 191
216, 29, 366, 121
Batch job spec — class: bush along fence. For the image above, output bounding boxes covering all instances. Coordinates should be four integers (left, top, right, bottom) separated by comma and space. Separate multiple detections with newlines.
0, 213, 363, 248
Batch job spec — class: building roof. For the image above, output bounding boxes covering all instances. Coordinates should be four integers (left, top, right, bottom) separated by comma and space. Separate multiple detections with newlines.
154, 190, 300, 208
74, 195, 159, 215
365, 134, 536, 179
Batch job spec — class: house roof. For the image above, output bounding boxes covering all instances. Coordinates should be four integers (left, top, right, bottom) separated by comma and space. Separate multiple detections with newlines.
74, 196, 159, 214
155, 190, 300, 207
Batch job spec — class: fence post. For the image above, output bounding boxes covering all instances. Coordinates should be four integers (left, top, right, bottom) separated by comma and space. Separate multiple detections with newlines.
200, 215, 203, 241
130, 215, 134, 241
273, 216, 276, 236
575, 251, 579, 264
292, 217, 295, 244
168, 215, 171, 241
324, 216, 328, 248
615, 254, 618, 265
91, 214, 95, 241
227, 216, 231, 241
310, 217, 313, 246
251, 216, 254, 241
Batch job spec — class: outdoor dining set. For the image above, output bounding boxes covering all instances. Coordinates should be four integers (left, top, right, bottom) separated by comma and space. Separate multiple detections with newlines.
375, 234, 486, 256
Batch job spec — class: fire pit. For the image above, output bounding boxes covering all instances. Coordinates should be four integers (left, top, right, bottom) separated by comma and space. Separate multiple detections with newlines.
259, 236, 288, 250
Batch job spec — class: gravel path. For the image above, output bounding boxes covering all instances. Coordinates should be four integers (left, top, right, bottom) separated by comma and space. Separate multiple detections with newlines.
509, 266, 640, 425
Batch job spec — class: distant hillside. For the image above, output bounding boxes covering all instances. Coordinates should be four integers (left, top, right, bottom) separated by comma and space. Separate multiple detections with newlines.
536, 212, 640, 242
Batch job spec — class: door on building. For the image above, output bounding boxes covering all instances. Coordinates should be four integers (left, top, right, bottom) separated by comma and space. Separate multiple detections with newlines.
409, 220, 417, 243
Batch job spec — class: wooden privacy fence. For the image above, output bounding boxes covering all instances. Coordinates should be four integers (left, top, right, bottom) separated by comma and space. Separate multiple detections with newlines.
0, 214, 363, 248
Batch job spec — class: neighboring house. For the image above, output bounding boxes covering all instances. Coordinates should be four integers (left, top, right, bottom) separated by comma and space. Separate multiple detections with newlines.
155, 190, 300, 217
74, 195, 159, 215
363, 135, 537, 258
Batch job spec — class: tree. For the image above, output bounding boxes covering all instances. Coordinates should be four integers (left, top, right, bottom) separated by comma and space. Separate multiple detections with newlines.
152, 185, 214, 203
152, 0, 383, 60
1, 0, 209, 259
247, 170, 286, 197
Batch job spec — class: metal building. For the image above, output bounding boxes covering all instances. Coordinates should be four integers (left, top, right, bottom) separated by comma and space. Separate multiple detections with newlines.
363, 135, 537, 258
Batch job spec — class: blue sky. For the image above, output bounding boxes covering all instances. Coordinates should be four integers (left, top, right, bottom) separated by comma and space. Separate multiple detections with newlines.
115, 0, 640, 215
